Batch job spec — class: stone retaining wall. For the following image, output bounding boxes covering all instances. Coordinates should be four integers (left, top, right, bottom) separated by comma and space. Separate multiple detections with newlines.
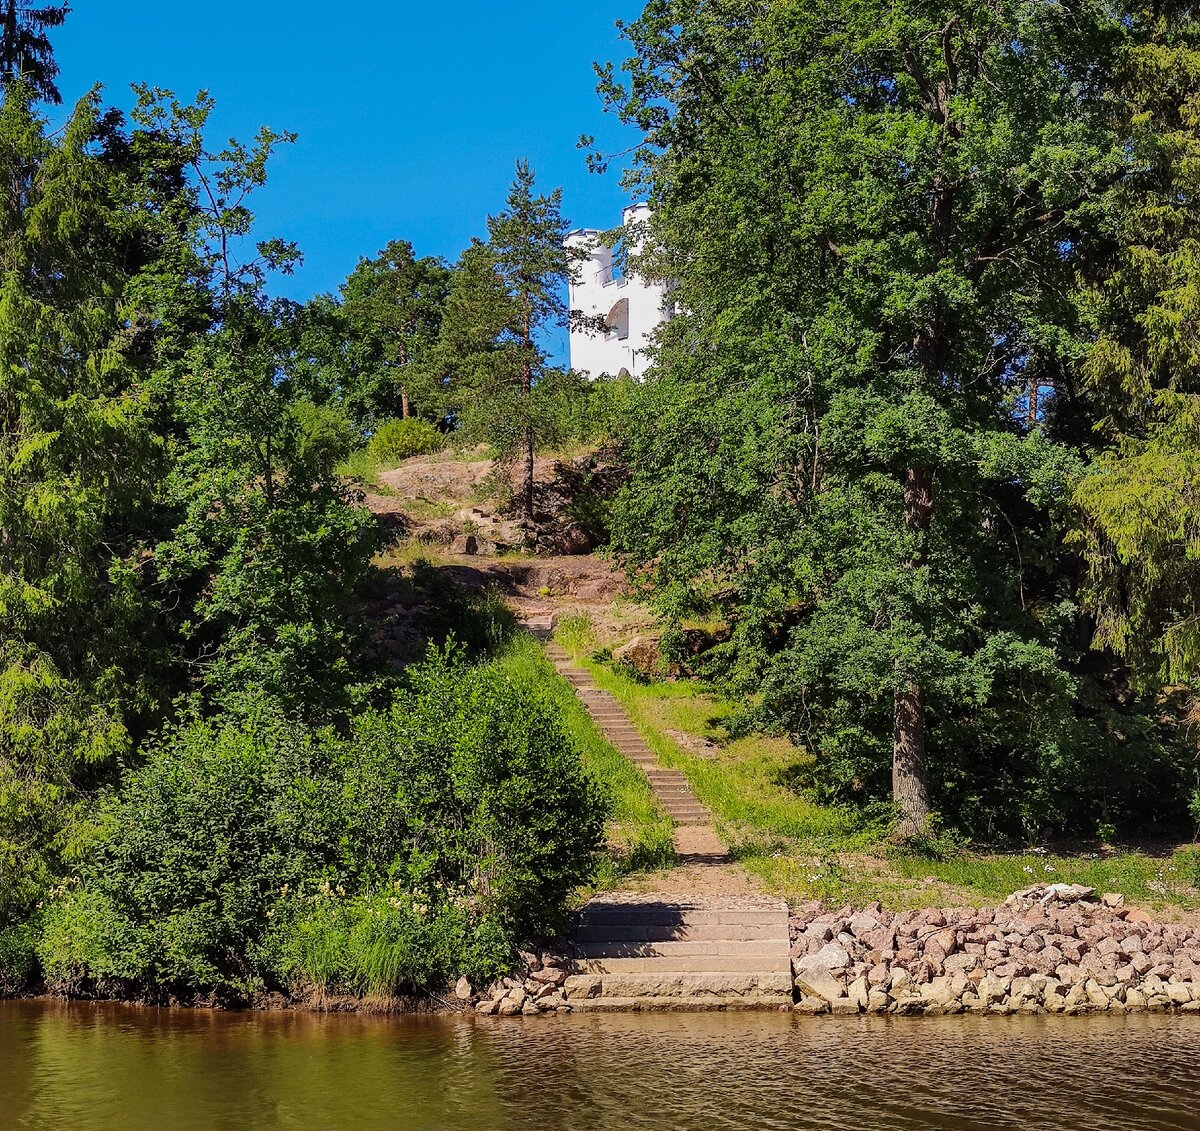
790, 886, 1200, 1015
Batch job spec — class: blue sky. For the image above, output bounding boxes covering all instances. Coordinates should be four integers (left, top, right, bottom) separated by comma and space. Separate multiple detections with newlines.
54, 2, 642, 310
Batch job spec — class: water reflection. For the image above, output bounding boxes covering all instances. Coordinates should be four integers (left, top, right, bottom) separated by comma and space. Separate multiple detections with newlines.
1, 1001, 1198, 1130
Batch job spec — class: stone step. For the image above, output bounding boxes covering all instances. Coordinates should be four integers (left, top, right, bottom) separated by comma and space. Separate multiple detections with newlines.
569, 994, 791, 1013
566, 970, 793, 997
571, 956, 791, 974
575, 939, 790, 959
576, 922, 786, 943
579, 904, 787, 927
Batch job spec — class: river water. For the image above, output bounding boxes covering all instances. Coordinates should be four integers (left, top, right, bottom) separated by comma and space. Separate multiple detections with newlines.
2, 1000, 1198, 1130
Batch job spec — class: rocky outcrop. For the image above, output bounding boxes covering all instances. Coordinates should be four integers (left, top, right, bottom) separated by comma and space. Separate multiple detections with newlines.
787, 885, 1200, 1015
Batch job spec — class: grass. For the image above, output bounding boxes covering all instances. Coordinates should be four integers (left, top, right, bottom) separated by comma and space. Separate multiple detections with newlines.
553, 616, 1200, 916
496, 633, 675, 888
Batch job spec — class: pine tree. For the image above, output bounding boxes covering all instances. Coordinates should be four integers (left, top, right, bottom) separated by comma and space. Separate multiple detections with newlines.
434, 162, 584, 523
0, 2, 67, 104
1072, 0, 1200, 692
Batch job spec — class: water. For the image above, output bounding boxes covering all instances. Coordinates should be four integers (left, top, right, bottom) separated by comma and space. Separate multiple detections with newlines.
1, 1001, 1198, 1130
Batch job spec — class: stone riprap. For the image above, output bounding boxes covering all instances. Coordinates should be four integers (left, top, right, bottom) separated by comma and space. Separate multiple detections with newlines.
473, 946, 575, 1017
788, 885, 1200, 1015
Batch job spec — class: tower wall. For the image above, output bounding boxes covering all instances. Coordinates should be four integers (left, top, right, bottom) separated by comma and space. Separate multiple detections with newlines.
566, 204, 670, 379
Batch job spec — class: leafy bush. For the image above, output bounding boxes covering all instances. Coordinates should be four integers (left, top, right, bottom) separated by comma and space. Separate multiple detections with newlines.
290, 399, 360, 470
349, 646, 606, 936
35, 648, 605, 1002
366, 417, 444, 465
38, 712, 345, 999
0, 922, 38, 996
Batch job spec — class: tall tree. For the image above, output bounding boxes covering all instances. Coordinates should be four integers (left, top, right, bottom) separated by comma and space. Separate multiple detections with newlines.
1072, 1, 1200, 693
340, 240, 451, 423
433, 162, 584, 523
287, 243, 452, 433
0, 2, 67, 104
598, 0, 1181, 838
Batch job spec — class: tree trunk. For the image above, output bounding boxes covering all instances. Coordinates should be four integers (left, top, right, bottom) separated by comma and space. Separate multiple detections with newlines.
524, 423, 535, 524
893, 676, 932, 836
400, 387, 410, 419
894, 465, 934, 836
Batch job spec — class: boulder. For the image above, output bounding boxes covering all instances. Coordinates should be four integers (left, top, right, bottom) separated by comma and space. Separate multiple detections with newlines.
530, 966, 567, 987
612, 636, 663, 677
811, 942, 852, 970
454, 976, 474, 1001
794, 957, 848, 1003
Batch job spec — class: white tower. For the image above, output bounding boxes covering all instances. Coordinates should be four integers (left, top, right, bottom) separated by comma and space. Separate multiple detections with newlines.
566, 203, 671, 379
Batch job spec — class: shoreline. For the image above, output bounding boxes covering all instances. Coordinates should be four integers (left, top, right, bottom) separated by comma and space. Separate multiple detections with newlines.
12, 885, 1198, 1019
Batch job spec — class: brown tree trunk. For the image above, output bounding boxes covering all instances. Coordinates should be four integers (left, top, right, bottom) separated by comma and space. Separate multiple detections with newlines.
1027, 379, 1039, 427
524, 422, 535, 524
400, 387, 410, 419
894, 466, 934, 836
521, 315, 535, 524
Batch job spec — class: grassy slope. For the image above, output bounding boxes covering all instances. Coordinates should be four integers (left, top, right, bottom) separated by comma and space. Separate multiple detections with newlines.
554, 623, 1200, 914
496, 634, 675, 888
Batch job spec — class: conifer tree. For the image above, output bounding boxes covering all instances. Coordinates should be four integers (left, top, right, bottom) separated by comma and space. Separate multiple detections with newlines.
0, 2, 67, 104
1072, 0, 1200, 692
434, 162, 584, 523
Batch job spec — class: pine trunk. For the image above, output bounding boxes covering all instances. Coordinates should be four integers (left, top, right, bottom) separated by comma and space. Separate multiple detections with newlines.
524, 423, 535, 524
894, 465, 934, 836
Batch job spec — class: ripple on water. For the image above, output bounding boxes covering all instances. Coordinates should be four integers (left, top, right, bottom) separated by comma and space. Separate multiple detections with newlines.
1, 1002, 1198, 1131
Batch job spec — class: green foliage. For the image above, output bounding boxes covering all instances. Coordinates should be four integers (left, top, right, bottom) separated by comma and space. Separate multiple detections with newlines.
36, 647, 605, 1001
276, 892, 512, 997
367, 416, 444, 465
0, 3, 68, 104
598, 0, 1194, 840
0, 921, 37, 994
290, 399, 359, 470
287, 242, 453, 432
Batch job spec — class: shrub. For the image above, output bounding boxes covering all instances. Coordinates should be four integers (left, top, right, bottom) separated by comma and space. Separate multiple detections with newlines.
35, 648, 605, 1001
366, 417, 443, 465
38, 712, 345, 999
348, 646, 606, 936
290, 399, 360, 470
0, 922, 38, 995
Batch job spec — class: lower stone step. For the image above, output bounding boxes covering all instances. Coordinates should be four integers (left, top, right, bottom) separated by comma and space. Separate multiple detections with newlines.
570, 995, 791, 1013
565, 971, 793, 1000
575, 939, 791, 959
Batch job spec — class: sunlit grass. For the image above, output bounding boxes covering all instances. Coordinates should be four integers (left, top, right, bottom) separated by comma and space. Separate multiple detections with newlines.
553, 617, 1200, 913
496, 634, 675, 884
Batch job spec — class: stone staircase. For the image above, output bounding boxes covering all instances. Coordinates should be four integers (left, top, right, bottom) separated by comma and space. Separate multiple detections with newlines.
545, 641, 710, 826
537, 630, 794, 1011
565, 895, 793, 1011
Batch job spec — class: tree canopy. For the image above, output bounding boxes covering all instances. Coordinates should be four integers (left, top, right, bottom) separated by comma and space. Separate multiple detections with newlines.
597, 0, 1200, 839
